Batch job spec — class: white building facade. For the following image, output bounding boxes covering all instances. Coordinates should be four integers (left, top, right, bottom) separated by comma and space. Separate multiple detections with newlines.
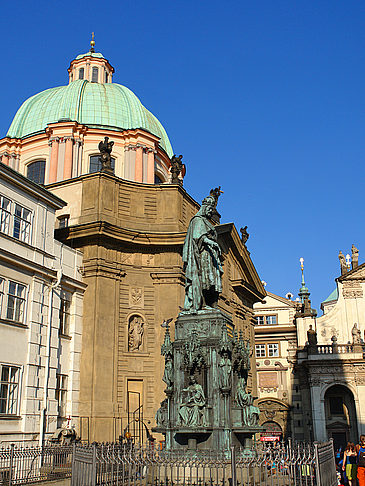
297, 254, 365, 450
253, 292, 310, 441
0, 162, 85, 445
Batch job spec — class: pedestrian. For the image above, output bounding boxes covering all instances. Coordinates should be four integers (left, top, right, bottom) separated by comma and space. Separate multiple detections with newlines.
356, 435, 365, 486
342, 443, 357, 486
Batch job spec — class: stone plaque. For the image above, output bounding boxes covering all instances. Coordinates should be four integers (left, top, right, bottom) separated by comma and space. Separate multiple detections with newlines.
259, 372, 278, 389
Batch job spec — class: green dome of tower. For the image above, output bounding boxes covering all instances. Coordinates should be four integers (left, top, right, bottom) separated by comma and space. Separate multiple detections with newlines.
6, 79, 173, 157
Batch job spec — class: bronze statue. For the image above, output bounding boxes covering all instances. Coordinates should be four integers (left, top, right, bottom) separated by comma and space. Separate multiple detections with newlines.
240, 226, 249, 245
235, 376, 260, 426
156, 399, 168, 427
182, 194, 223, 312
218, 351, 232, 390
98, 136, 114, 172
178, 376, 207, 427
162, 355, 174, 389
170, 154, 184, 184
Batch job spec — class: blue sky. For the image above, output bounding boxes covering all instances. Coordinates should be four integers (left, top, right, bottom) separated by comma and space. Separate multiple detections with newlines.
1, 0, 364, 311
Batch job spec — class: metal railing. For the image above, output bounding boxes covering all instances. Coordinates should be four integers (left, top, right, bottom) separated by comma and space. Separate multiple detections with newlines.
71, 440, 337, 486
0, 440, 336, 486
0, 443, 72, 485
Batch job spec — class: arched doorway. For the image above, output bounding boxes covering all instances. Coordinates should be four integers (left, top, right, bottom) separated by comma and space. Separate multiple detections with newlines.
324, 385, 358, 450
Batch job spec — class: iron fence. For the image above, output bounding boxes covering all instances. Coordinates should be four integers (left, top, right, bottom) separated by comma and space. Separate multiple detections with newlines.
71, 440, 336, 486
0, 443, 72, 485
0, 440, 336, 486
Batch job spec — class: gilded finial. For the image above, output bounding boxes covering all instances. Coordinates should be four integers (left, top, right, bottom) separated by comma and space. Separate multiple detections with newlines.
90, 32, 95, 53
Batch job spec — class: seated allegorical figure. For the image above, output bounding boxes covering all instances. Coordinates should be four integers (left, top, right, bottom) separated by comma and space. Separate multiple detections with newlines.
179, 376, 208, 427
236, 376, 260, 427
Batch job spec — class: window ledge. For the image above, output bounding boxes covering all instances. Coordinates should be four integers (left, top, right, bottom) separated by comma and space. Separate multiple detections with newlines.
59, 333, 72, 340
0, 415, 21, 420
0, 318, 27, 329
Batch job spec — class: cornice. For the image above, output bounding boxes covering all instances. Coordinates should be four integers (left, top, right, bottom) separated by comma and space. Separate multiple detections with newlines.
56, 220, 186, 247
150, 271, 185, 285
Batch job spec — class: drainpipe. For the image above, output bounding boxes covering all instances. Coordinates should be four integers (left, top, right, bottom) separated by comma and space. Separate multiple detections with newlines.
39, 269, 62, 448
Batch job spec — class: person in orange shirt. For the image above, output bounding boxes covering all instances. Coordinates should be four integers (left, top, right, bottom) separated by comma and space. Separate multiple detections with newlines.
356, 435, 365, 486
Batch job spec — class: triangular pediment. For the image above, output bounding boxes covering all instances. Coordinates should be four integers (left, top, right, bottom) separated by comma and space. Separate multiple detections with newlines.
338, 262, 365, 281
216, 222, 266, 303
265, 292, 297, 308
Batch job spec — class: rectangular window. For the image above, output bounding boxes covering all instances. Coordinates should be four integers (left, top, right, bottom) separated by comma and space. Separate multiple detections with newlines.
255, 316, 265, 325
13, 204, 31, 243
0, 365, 20, 415
266, 315, 277, 325
59, 295, 71, 336
0, 196, 11, 235
56, 374, 67, 418
92, 67, 99, 83
255, 344, 266, 357
268, 343, 279, 357
6, 281, 26, 322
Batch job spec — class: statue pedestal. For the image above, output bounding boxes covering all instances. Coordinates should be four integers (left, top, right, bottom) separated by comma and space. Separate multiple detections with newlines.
155, 309, 262, 451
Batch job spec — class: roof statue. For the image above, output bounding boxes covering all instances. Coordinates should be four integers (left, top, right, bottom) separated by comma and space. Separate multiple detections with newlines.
182, 192, 223, 312
339, 251, 347, 275
98, 136, 114, 173
240, 225, 249, 245
307, 324, 317, 347
170, 155, 184, 184
352, 323, 361, 345
352, 244, 359, 270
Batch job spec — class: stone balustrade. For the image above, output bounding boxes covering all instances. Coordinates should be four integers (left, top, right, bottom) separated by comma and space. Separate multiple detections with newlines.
307, 343, 364, 355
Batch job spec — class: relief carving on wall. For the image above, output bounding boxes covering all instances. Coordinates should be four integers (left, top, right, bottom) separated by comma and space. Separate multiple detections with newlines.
129, 287, 144, 308
355, 375, 365, 385
142, 254, 155, 266
128, 315, 144, 351
343, 281, 363, 299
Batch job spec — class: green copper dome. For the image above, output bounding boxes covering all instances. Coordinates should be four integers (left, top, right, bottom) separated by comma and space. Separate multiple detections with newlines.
7, 79, 173, 157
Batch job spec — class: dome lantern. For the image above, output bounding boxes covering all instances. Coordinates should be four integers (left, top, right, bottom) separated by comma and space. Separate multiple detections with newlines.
67, 34, 115, 84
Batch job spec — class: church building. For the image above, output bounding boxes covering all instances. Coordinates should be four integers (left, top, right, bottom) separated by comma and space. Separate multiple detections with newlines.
0, 39, 266, 443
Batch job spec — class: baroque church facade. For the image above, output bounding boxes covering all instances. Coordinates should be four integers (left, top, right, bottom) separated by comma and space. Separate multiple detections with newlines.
0, 40, 265, 443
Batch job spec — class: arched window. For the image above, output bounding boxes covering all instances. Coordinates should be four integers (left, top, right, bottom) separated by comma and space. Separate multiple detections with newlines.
104, 70, 108, 83
27, 160, 46, 185
92, 67, 99, 83
79, 68, 84, 80
154, 174, 163, 184
89, 155, 115, 173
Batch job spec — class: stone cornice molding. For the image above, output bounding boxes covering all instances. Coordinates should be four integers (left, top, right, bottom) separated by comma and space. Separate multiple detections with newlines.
56, 220, 186, 247
150, 271, 185, 285
82, 259, 127, 280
